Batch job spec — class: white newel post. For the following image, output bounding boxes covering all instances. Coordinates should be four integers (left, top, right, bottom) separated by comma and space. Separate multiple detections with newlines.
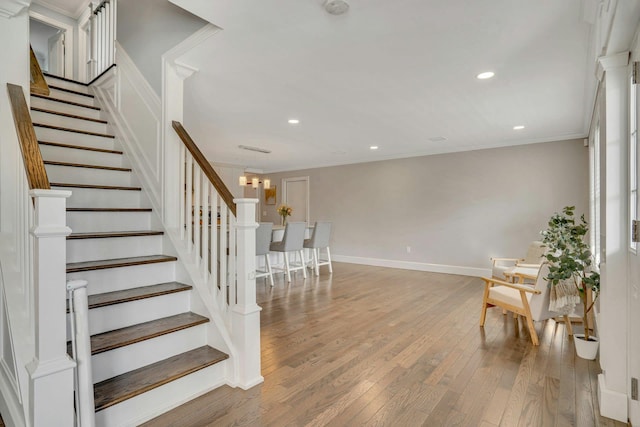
232, 199, 264, 389
26, 189, 76, 427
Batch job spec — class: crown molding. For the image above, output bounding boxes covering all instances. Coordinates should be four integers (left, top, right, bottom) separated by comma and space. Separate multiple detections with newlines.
32, 0, 91, 19
0, 0, 29, 18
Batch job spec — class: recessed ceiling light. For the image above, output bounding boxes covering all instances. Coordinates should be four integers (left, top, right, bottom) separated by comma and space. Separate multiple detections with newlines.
476, 71, 495, 80
370, 146, 379, 150
288, 119, 300, 124
513, 125, 525, 130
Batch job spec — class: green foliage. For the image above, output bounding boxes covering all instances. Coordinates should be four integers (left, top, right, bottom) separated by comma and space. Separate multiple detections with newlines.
541, 206, 600, 305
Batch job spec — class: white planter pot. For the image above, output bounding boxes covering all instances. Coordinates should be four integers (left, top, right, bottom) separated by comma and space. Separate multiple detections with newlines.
574, 334, 599, 360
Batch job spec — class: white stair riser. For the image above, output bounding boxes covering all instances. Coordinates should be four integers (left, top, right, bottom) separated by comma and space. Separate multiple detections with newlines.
57, 187, 141, 208
91, 324, 207, 383
46, 165, 132, 187
31, 96, 103, 120
67, 211, 151, 233
67, 235, 163, 263
35, 127, 116, 151
67, 262, 176, 295
48, 87, 97, 106
95, 361, 226, 427
66, 291, 190, 336
31, 110, 109, 134
40, 145, 124, 168
44, 77, 91, 94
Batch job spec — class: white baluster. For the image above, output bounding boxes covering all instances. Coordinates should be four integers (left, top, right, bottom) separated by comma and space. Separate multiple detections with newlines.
193, 167, 201, 265
185, 154, 193, 253
111, 0, 117, 66
201, 173, 209, 280
210, 190, 218, 296
229, 213, 236, 307
220, 203, 228, 309
67, 279, 95, 427
179, 145, 185, 240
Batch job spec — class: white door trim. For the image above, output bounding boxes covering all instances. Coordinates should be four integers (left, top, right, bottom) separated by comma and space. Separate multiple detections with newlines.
282, 176, 310, 224
30, 10, 74, 79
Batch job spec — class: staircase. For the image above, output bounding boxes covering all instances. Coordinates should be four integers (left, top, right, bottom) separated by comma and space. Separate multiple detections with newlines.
32, 73, 229, 425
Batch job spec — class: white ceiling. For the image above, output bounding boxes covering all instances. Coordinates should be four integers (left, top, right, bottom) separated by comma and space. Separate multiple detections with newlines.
178, 0, 596, 173
36, 0, 598, 173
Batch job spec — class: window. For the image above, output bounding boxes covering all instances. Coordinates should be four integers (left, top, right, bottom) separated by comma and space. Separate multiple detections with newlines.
631, 74, 638, 252
590, 121, 601, 266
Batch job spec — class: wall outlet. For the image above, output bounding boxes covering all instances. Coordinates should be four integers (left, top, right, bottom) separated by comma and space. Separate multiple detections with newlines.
406, 246, 411, 253
632, 378, 638, 400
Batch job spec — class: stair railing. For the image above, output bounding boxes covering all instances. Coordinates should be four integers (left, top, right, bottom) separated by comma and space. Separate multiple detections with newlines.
30, 45, 49, 96
172, 121, 263, 388
88, 0, 117, 81
6, 82, 77, 426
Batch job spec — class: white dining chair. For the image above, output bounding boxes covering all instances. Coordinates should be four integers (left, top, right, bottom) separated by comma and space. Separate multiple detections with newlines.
303, 221, 333, 276
270, 222, 307, 283
255, 222, 274, 286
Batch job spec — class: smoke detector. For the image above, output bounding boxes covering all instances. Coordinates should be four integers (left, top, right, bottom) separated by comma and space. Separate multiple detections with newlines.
324, 0, 349, 15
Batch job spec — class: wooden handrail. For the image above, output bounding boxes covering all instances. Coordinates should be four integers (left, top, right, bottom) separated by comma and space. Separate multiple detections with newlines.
8, 84, 51, 190
172, 121, 237, 216
30, 45, 50, 96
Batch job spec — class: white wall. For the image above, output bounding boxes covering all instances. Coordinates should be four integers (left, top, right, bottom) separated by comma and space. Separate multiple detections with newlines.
259, 139, 589, 275
117, 0, 207, 95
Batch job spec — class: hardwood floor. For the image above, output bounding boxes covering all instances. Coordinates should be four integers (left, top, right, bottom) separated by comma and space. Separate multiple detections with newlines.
142, 262, 625, 427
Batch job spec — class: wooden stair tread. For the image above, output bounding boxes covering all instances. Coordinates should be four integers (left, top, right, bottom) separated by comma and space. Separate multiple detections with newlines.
31, 93, 100, 110
44, 160, 131, 172
66, 254, 177, 273
68, 230, 163, 239
88, 282, 192, 309
33, 123, 115, 138
39, 140, 123, 154
51, 182, 141, 191
67, 207, 152, 212
94, 346, 227, 412
48, 84, 94, 98
43, 72, 89, 86
88, 312, 209, 355
31, 107, 107, 124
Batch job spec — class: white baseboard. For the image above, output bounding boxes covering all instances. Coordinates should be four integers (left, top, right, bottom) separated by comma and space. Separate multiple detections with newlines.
598, 373, 628, 423
332, 254, 491, 277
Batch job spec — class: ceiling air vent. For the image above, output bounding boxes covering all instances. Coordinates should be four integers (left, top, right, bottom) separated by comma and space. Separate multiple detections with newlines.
238, 145, 271, 154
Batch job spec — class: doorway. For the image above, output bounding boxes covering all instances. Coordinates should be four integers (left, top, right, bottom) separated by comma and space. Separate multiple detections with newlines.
29, 12, 74, 79
282, 177, 309, 223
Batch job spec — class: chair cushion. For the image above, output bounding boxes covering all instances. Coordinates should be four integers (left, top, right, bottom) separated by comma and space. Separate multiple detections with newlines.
488, 285, 532, 309
492, 265, 510, 280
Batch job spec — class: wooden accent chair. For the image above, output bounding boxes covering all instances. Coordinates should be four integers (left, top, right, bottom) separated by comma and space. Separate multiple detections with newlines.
491, 240, 546, 281
480, 263, 572, 345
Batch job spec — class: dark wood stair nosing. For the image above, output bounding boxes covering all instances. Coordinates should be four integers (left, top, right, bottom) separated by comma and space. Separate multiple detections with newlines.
67, 230, 164, 240
33, 123, 115, 139
87, 312, 210, 356
43, 72, 90, 87
31, 93, 100, 110
44, 160, 131, 172
85, 282, 192, 310
39, 140, 123, 155
93, 346, 228, 412
48, 84, 94, 98
66, 254, 177, 273
51, 182, 141, 191
30, 107, 108, 124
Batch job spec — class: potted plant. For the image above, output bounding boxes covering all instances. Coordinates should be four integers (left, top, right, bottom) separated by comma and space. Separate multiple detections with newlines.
541, 206, 600, 359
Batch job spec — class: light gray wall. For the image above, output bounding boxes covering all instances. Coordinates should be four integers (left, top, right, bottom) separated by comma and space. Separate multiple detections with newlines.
259, 139, 589, 271
30, 19, 59, 72
117, 0, 207, 94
